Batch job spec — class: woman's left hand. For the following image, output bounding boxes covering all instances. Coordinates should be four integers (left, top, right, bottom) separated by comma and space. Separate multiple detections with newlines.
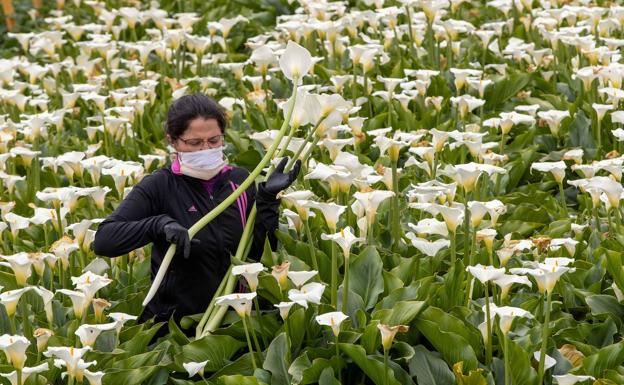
264, 157, 302, 196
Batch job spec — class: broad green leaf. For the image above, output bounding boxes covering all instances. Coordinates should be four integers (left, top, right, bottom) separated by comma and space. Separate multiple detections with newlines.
408, 345, 455, 385
263, 333, 291, 385
416, 306, 482, 357
372, 300, 426, 326
582, 341, 624, 377
414, 317, 479, 371
349, 246, 385, 310
103, 365, 162, 385
178, 335, 246, 372
506, 337, 538, 385
338, 343, 402, 385
484, 72, 531, 110
216, 375, 265, 385
586, 295, 624, 318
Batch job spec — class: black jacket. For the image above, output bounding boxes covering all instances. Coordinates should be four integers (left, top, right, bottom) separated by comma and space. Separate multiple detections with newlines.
91, 165, 279, 324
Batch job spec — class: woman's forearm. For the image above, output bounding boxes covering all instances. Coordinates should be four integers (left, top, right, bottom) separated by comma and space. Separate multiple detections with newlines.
91, 214, 175, 257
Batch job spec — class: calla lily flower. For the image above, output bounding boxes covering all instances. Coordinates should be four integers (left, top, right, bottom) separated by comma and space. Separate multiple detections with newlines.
321, 227, 364, 258
108, 312, 138, 334
533, 351, 557, 371
84, 369, 105, 385
183, 360, 209, 378
0, 253, 33, 286
486, 303, 533, 334
537, 110, 570, 136
405, 233, 450, 256
274, 302, 295, 320
279, 41, 312, 84
75, 322, 118, 347
352, 190, 395, 229
466, 264, 505, 283
34, 328, 53, 353
271, 262, 290, 291
377, 324, 409, 351
306, 201, 346, 232
287, 270, 318, 288
71, 271, 112, 302
531, 161, 567, 184
0, 287, 30, 317
56, 289, 89, 318
287, 282, 325, 308
552, 374, 595, 385
585, 176, 623, 209
510, 263, 575, 294
316, 311, 348, 337
493, 274, 532, 300
0, 334, 30, 369
232, 263, 264, 292
0, 363, 48, 385
43, 346, 94, 380
215, 292, 257, 318
31, 286, 54, 324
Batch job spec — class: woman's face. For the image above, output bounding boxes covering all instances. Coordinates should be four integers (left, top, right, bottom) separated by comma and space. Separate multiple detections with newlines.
169, 117, 224, 152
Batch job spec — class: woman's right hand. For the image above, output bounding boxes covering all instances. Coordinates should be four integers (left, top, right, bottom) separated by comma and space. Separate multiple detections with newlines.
162, 221, 201, 259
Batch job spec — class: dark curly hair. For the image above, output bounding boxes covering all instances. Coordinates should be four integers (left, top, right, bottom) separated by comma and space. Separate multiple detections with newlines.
165, 93, 227, 140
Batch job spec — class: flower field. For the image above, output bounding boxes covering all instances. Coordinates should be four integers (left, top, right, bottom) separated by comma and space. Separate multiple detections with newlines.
1, 0, 624, 384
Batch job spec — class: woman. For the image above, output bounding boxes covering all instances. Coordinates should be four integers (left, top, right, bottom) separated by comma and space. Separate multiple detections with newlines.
91, 93, 301, 335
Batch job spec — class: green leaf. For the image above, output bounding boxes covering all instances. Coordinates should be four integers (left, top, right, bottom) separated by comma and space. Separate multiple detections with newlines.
103, 366, 162, 385
586, 295, 624, 318
372, 301, 426, 326
177, 335, 246, 372
216, 375, 265, 385
348, 246, 385, 310
414, 317, 479, 371
567, 109, 596, 153
263, 333, 291, 385
318, 367, 341, 385
506, 337, 538, 385
582, 341, 624, 377
338, 343, 402, 385
408, 345, 455, 385
416, 306, 482, 356
484, 72, 531, 110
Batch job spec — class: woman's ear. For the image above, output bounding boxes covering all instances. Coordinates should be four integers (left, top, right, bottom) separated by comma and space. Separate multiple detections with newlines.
166, 134, 178, 151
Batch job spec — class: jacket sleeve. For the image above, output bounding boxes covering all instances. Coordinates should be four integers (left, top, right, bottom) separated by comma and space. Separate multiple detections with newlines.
245, 180, 280, 262
91, 172, 177, 257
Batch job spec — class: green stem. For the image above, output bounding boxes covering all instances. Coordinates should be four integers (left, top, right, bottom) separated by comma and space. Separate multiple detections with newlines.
558, 181, 567, 216
450, 231, 456, 265
144, 80, 300, 306
249, 315, 263, 362
242, 316, 257, 371
253, 296, 268, 349
304, 220, 319, 273
331, 242, 337, 308
383, 348, 389, 385
285, 121, 321, 171
504, 333, 510, 385
484, 283, 492, 365
341, 255, 350, 314
537, 291, 553, 384
391, 159, 400, 250
196, 265, 232, 337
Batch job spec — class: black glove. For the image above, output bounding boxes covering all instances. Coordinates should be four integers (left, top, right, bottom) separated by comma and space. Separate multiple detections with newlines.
263, 157, 302, 196
162, 221, 201, 259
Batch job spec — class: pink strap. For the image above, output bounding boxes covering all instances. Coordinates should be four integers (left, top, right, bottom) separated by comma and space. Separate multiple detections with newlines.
229, 181, 247, 228
171, 154, 181, 174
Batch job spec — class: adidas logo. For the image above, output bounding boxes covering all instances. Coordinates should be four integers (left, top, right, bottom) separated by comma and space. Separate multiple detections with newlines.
188, 205, 198, 212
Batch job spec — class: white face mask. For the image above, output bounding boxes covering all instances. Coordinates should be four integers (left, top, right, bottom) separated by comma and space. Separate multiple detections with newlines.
176, 146, 228, 180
